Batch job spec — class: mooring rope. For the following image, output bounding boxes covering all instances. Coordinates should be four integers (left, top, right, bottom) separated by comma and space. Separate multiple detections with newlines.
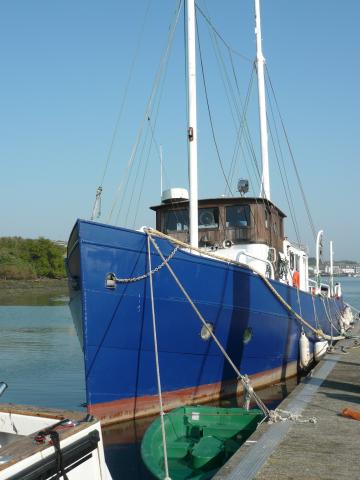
147, 236, 171, 480
108, 227, 360, 425
311, 294, 321, 332
147, 233, 270, 418
321, 297, 343, 337
109, 228, 332, 423
111, 227, 358, 343
146, 232, 324, 424
345, 301, 360, 315
143, 228, 344, 340
112, 227, 351, 341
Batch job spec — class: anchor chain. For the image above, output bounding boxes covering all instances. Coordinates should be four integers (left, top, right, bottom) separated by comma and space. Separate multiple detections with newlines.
109, 244, 179, 284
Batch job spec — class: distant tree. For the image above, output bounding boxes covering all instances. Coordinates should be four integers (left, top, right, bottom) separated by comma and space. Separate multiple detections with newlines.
0, 237, 66, 280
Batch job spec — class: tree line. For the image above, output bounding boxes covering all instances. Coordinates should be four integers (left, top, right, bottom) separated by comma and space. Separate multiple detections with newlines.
0, 237, 66, 280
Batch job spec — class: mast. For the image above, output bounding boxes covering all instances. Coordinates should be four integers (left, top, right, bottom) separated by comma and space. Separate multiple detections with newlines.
315, 230, 323, 289
160, 144, 163, 196
254, 0, 270, 200
330, 240, 334, 295
186, 0, 199, 248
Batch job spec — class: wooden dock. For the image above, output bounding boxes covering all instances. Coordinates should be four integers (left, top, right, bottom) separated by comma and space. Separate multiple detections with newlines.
214, 325, 360, 480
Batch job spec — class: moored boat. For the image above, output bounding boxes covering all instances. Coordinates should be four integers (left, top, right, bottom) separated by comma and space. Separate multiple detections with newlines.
66, 0, 350, 425
141, 405, 264, 480
0, 402, 111, 479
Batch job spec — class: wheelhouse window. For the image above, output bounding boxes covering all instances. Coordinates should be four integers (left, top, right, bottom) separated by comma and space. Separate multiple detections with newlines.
226, 205, 250, 228
165, 209, 189, 232
198, 207, 219, 229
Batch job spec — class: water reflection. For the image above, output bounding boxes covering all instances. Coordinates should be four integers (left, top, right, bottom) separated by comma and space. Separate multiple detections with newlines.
104, 416, 155, 480
0, 305, 85, 410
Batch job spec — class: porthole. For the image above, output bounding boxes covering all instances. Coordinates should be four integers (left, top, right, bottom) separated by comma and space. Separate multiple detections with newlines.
243, 327, 253, 344
200, 323, 214, 341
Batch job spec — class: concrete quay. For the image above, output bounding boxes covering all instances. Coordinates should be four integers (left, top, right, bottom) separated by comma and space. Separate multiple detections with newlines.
214, 324, 360, 480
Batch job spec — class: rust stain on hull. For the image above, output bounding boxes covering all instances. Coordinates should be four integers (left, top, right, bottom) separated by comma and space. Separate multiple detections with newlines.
90, 361, 298, 426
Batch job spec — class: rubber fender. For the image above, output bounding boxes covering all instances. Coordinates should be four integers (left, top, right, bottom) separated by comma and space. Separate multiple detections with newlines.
314, 340, 328, 362
299, 331, 311, 368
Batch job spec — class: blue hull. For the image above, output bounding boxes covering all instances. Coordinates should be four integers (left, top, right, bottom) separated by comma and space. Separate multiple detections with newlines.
67, 219, 343, 423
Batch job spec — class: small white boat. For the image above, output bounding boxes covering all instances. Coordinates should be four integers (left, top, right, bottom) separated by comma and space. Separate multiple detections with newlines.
0, 383, 111, 480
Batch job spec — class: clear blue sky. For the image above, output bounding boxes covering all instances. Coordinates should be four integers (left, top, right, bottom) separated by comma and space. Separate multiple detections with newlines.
1, 1, 359, 260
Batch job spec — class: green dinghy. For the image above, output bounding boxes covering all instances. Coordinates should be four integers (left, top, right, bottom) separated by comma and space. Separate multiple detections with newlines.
141, 405, 264, 479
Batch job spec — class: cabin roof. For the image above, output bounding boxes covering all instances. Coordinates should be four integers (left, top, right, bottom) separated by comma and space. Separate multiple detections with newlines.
150, 196, 286, 218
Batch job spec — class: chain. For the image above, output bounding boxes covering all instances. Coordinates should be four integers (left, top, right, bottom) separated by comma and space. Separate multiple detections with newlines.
113, 244, 179, 283
269, 408, 317, 424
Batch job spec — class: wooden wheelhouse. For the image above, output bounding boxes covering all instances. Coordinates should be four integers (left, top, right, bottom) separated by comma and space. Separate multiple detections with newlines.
151, 197, 286, 252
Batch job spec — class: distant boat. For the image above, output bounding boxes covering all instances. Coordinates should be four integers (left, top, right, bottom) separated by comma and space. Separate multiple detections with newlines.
141, 405, 264, 480
66, 0, 348, 425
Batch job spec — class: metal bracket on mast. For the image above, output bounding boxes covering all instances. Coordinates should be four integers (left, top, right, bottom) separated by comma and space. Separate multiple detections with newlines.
91, 186, 103, 220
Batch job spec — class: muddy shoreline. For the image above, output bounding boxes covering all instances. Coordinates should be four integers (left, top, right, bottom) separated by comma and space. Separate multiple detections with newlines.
0, 278, 68, 305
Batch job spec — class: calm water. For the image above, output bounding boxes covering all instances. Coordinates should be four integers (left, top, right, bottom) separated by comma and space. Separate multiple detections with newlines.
0, 277, 359, 479
0, 305, 85, 409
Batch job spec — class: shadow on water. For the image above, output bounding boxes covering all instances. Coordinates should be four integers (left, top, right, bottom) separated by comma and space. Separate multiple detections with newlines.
102, 376, 298, 480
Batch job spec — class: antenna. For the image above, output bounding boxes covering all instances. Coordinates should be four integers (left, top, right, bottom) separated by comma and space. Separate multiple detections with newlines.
330, 241, 334, 296
315, 230, 324, 289
160, 145, 163, 197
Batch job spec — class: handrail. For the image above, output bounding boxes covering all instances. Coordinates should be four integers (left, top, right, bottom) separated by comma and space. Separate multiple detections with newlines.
143, 228, 346, 341
236, 249, 274, 279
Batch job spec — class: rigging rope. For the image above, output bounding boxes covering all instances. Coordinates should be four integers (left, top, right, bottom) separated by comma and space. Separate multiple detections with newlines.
120, 119, 151, 226
100, 0, 153, 189
109, 229, 359, 425
196, 14, 233, 195
144, 231, 333, 424
195, 5, 252, 63
108, 0, 183, 224
311, 294, 321, 332
226, 62, 258, 194
322, 297, 343, 336
196, 8, 271, 240
265, 66, 317, 240
147, 232, 270, 417
199, 3, 263, 198
91, 1, 153, 222
132, 117, 162, 228
141, 228, 346, 341
345, 302, 360, 315
265, 80, 301, 244
147, 236, 171, 480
